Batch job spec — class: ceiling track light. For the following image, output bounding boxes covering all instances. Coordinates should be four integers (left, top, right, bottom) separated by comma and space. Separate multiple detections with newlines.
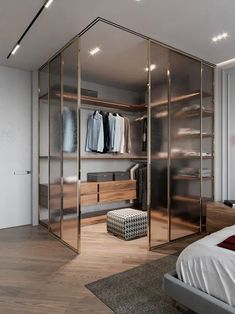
89, 47, 101, 56
212, 32, 228, 43
7, 0, 54, 59
12, 44, 20, 55
45, 0, 54, 9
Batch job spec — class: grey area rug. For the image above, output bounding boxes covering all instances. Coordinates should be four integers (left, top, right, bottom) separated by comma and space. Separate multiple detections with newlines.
86, 255, 189, 314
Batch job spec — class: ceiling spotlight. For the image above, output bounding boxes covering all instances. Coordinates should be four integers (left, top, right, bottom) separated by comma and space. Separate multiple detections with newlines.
145, 64, 156, 72
212, 32, 228, 42
45, 0, 54, 8
90, 47, 101, 56
12, 44, 20, 55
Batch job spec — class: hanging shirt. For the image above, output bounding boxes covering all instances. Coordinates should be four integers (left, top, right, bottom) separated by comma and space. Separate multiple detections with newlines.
113, 114, 125, 153
99, 111, 110, 153
108, 113, 116, 152
85, 111, 104, 153
124, 117, 131, 154
63, 107, 77, 153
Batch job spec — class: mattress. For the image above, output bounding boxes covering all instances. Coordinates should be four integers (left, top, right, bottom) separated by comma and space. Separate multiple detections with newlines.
176, 225, 235, 307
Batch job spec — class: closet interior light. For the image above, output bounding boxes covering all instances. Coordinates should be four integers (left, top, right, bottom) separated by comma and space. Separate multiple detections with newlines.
45, 0, 53, 8
212, 32, 228, 42
12, 44, 20, 55
145, 64, 156, 72
90, 47, 101, 56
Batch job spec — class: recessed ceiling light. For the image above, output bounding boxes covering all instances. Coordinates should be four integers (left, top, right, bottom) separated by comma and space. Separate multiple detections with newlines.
45, 0, 54, 8
90, 47, 101, 56
212, 32, 228, 42
145, 64, 156, 72
12, 44, 20, 55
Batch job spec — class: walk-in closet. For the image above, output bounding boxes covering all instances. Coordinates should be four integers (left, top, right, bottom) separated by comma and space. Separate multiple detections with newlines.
38, 18, 214, 253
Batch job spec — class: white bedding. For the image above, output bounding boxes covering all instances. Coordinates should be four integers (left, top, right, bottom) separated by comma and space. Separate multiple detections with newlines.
176, 225, 235, 306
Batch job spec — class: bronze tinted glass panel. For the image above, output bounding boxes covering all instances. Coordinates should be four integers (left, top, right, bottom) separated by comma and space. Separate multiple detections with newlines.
49, 55, 62, 237
39, 65, 49, 226
169, 51, 201, 240
149, 42, 169, 248
201, 65, 214, 221
61, 39, 79, 251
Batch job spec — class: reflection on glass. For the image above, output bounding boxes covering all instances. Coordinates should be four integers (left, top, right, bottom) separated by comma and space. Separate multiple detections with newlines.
170, 51, 201, 240
61, 39, 79, 250
150, 43, 169, 247
39, 65, 49, 226
49, 55, 62, 237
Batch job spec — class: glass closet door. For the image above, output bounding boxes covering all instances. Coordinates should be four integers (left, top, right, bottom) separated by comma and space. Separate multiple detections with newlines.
149, 42, 170, 248
49, 55, 62, 237
61, 39, 79, 251
169, 52, 201, 240
202, 64, 214, 227
39, 65, 49, 227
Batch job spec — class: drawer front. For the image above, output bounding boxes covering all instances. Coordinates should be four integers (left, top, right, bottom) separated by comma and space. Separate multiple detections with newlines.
99, 189, 136, 203
99, 180, 136, 193
81, 194, 98, 205
63, 197, 77, 209
80, 182, 98, 195
63, 183, 77, 195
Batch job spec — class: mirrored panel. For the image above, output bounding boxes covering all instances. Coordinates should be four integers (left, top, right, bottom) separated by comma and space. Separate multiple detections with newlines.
39, 65, 49, 227
61, 39, 79, 250
150, 42, 169, 248
169, 51, 201, 240
49, 55, 62, 237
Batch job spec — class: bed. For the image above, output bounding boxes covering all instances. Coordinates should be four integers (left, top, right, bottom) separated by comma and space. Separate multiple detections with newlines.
164, 225, 235, 314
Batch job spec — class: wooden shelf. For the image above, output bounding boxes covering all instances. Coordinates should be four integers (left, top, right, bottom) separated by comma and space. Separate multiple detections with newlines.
174, 133, 213, 139
153, 155, 213, 160
151, 91, 212, 108
172, 195, 212, 203
40, 155, 77, 160
40, 91, 146, 112
173, 175, 213, 181
81, 154, 147, 160
174, 109, 214, 119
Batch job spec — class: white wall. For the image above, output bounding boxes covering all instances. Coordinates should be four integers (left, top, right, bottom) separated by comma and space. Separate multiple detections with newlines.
32, 70, 39, 225
0, 66, 32, 228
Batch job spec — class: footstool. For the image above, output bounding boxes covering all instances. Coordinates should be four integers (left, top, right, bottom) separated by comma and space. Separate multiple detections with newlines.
107, 208, 147, 240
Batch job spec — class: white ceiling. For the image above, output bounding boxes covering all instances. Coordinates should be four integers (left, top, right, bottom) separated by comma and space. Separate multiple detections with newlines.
1, 0, 235, 71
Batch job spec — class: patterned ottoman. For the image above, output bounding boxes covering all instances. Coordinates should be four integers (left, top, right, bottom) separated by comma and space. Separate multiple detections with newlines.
107, 208, 147, 240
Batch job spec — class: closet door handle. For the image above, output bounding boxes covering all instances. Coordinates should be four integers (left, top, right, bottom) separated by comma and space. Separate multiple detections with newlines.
14, 170, 31, 175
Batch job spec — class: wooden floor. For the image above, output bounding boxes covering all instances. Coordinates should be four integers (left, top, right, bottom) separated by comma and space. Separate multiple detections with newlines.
0, 223, 200, 314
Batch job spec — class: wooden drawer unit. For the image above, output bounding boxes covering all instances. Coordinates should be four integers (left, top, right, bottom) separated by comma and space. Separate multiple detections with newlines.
80, 182, 98, 205
99, 180, 136, 203
80, 182, 98, 195
99, 180, 136, 193
80, 194, 98, 206
99, 189, 136, 203
40, 180, 136, 208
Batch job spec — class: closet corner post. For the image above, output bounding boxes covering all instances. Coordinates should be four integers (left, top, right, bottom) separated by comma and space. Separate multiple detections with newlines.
147, 39, 152, 251
77, 37, 82, 253
200, 61, 203, 233
167, 55, 171, 244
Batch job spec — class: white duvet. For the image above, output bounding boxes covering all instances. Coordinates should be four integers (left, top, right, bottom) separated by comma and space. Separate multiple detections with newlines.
176, 225, 235, 306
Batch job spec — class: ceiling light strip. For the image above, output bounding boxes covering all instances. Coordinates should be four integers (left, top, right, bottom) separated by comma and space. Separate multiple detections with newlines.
7, 0, 54, 59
